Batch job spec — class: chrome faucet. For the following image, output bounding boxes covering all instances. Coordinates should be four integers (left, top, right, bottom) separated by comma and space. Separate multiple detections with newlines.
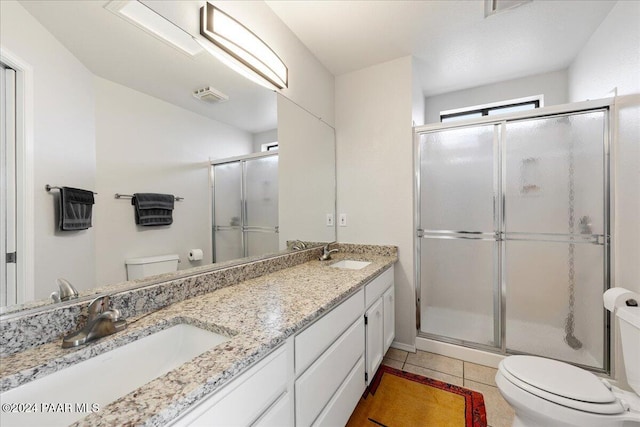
51, 278, 79, 303
62, 295, 127, 348
319, 243, 339, 261
290, 240, 307, 250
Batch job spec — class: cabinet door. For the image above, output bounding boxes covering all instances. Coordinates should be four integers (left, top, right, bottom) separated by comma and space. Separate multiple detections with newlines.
383, 286, 395, 354
365, 298, 384, 385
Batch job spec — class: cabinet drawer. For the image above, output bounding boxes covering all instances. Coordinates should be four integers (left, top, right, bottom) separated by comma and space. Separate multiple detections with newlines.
170, 345, 288, 426
312, 356, 365, 427
295, 288, 364, 375
365, 266, 394, 308
295, 318, 365, 426
252, 391, 293, 427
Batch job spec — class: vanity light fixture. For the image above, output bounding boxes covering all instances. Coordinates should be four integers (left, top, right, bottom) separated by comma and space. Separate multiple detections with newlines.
197, 2, 288, 90
105, 0, 203, 56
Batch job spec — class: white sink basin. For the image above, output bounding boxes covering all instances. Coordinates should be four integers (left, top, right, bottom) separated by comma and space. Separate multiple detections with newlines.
330, 260, 371, 270
0, 323, 229, 427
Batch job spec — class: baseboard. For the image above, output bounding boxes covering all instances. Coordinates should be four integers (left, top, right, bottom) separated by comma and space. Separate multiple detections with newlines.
391, 340, 416, 353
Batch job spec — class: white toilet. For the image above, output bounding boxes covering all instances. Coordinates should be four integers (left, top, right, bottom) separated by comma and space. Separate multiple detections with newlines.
125, 254, 179, 280
496, 289, 640, 427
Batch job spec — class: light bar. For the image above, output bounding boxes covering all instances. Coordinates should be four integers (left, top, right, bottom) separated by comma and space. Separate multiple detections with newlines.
199, 3, 288, 90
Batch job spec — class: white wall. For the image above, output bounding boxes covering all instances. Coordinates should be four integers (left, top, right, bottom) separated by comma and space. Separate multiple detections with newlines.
252, 128, 278, 153
336, 56, 416, 349
278, 94, 336, 248
412, 60, 425, 127
568, 0, 640, 387
424, 69, 568, 124
215, 1, 335, 126
569, 0, 640, 294
94, 77, 252, 285
1, 0, 96, 299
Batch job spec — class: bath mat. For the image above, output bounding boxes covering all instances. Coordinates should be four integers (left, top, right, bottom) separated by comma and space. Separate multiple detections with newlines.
346, 365, 487, 427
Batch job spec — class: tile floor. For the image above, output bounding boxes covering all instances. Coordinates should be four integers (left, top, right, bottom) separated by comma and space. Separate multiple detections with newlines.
382, 348, 515, 427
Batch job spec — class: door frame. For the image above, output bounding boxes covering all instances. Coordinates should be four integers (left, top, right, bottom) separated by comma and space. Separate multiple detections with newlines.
211, 151, 278, 262
413, 97, 614, 373
0, 47, 35, 305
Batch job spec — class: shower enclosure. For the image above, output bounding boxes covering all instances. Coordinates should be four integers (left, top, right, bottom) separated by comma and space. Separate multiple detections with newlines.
211, 152, 279, 263
415, 100, 611, 372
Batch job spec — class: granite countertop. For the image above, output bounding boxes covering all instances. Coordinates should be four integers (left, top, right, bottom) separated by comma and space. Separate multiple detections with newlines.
0, 250, 397, 426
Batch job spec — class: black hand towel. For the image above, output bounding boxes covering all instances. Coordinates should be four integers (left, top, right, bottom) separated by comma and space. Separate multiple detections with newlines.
132, 193, 175, 226
59, 187, 95, 231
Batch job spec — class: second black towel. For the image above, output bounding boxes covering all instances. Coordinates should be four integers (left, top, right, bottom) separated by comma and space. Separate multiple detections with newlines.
131, 193, 175, 226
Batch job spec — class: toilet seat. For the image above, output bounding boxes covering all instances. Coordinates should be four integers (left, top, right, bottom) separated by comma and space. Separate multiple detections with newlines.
499, 356, 626, 415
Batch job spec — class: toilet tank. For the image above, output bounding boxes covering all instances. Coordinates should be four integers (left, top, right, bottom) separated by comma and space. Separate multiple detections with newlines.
617, 305, 640, 394
125, 254, 179, 280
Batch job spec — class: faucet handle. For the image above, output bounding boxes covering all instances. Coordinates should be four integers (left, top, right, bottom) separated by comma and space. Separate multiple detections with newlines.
323, 242, 338, 253
87, 295, 111, 321
51, 278, 79, 303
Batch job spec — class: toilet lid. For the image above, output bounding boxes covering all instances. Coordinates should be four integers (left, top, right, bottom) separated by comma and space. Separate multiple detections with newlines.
500, 356, 625, 415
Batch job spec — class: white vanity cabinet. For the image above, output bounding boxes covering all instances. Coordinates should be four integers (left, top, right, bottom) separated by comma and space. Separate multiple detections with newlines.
169, 341, 294, 427
168, 266, 396, 426
383, 286, 395, 351
364, 266, 394, 385
295, 288, 365, 427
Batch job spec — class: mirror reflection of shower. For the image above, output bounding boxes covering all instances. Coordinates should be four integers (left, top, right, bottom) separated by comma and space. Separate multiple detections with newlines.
211, 152, 279, 263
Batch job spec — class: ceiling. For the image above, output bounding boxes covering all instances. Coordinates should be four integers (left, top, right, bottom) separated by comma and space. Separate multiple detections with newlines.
266, 0, 616, 96
18, 0, 617, 129
18, 0, 277, 134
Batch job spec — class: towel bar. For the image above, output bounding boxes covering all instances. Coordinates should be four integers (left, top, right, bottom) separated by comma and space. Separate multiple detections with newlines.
115, 193, 184, 201
46, 185, 97, 195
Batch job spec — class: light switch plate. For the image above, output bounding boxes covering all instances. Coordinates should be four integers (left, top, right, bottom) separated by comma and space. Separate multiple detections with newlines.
339, 213, 347, 227
326, 213, 334, 226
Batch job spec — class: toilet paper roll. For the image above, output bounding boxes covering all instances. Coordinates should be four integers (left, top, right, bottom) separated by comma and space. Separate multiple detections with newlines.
603, 287, 639, 311
188, 249, 203, 261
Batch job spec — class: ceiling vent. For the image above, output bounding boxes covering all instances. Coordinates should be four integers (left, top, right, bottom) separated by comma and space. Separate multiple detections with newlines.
485, 0, 532, 17
193, 86, 229, 103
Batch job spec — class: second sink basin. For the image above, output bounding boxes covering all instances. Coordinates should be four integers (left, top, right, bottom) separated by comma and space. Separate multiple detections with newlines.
330, 260, 371, 270
0, 323, 230, 427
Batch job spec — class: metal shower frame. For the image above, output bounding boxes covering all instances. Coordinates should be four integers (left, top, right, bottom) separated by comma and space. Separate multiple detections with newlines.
210, 151, 279, 263
413, 97, 614, 374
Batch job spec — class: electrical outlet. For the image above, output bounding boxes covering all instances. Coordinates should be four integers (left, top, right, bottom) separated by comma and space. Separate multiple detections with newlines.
339, 213, 347, 227
326, 213, 334, 226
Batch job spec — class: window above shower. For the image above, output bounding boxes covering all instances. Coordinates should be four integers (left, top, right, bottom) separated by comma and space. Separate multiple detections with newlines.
440, 95, 542, 123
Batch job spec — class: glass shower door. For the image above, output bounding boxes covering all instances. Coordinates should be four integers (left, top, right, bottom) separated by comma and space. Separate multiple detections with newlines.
212, 162, 243, 263
244, 155, 279, 257
503, 111, 608, 369
418, 124, 501, 348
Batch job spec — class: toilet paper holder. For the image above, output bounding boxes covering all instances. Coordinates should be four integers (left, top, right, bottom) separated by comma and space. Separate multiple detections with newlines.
188, 249, 203, 261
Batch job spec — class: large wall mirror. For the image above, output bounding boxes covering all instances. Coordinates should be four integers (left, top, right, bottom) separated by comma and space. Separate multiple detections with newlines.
0, 0, 336, 313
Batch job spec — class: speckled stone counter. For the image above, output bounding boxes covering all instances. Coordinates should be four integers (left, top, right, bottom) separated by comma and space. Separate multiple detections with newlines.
0, 246, 397, 426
